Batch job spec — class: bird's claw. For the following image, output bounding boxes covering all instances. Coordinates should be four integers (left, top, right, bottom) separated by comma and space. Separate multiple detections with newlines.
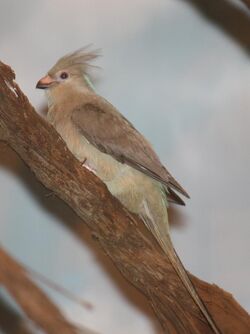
81, 157, 87, 166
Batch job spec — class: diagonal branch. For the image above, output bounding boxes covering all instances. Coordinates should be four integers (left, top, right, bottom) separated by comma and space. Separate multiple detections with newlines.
0, 62, 249, 333
241, 0, 250, 8
182, 0, 250, 53
0, 246, 97, 334
0, 296, 33, 334
22, 262, 93, 310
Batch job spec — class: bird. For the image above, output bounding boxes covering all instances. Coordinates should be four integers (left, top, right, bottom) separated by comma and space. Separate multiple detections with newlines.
36, 46, 220, 333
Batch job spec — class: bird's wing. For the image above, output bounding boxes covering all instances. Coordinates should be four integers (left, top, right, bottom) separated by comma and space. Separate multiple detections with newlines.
71, 98, 189, 201
164, 187, 185, 206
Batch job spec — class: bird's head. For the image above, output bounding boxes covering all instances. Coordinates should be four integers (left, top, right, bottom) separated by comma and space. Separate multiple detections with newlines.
36, 46, 100, 93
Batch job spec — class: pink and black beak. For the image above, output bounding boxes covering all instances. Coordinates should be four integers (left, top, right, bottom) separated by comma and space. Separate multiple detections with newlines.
36, 75, 55, 89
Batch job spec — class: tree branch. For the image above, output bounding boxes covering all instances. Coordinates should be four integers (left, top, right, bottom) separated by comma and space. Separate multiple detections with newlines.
0, 62, 249, 333
182, 0, 250, 53
0, 296, 33, 334
0, 246, 96, 334
241, 0, 250, 8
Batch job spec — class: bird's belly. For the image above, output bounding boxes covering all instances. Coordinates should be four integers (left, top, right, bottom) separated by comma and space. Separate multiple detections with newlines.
106, 165, 168, 220
51, 117, 121, 181
75, 137, 163, 216
75, 137, 122, 181
49, 117, 168, 221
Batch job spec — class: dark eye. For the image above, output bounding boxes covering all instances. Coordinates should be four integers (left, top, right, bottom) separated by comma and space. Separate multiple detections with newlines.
60, 72, 68, 79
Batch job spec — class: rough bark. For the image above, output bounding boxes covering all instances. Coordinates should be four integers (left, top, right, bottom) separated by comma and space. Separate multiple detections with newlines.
0, 247, 96, 334
0, 62, 249, 334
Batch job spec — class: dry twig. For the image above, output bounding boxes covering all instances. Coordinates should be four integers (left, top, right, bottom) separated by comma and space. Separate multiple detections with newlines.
0, 247, 97, 334
241, 0, 250, 8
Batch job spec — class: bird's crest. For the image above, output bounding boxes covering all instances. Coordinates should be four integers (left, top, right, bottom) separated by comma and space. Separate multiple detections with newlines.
48, 45, 101, 76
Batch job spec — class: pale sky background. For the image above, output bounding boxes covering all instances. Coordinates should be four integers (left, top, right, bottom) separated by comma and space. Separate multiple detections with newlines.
0, 0, 250, 333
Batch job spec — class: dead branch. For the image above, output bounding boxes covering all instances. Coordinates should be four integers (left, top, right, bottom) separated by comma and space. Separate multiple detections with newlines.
0, 246, 96, 334
182, 0, 250, 53
0, 296, 33, 334
0, 62, 249, 334
23, 263, 93, 310
241, 0, 250, 8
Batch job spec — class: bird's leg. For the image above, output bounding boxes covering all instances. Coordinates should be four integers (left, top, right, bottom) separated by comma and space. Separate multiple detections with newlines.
81, 157, 87, 166
81, 157, 97, 174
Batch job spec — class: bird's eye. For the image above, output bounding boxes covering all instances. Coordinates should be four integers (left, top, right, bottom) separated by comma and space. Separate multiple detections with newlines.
60, 72, 68, 79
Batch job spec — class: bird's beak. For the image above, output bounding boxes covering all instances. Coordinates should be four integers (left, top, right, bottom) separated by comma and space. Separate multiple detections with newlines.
36, 75, 55, 89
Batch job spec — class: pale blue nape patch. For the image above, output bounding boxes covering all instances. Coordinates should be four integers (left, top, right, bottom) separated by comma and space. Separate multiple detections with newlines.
84, 74, 96, 93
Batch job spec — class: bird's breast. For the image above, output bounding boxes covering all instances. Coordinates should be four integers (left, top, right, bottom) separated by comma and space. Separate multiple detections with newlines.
47, 109, 122, 181
47, 107, 168, 220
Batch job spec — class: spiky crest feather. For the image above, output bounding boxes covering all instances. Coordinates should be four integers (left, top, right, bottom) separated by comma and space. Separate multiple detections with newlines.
48, 45, 101, 77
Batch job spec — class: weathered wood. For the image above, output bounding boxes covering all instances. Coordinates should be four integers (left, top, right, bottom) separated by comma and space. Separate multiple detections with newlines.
0, 62, 249, 333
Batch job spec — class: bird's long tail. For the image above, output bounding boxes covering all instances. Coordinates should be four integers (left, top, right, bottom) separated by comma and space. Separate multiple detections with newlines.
140, 202, 221, 334
162, 235, 221, 334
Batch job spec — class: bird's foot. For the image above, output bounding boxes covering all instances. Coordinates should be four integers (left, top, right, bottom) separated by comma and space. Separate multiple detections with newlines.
81, 157, 87, 166
81, 158, 97, 174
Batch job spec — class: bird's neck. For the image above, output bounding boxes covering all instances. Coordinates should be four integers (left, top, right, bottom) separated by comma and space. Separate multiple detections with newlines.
46, 79, 95, 109
83, 74, 96, 92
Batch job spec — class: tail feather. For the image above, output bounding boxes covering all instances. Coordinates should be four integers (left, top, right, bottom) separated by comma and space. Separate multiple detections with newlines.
162, 236, 221, 334
140, 201, 221, 334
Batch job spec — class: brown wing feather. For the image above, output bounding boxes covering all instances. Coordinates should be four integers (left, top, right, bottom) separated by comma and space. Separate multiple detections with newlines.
165, 187, 185, 206
71, 98, 189, 200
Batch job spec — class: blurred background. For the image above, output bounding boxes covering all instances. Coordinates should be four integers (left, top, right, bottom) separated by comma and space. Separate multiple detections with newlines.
0, 0, 250, 333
